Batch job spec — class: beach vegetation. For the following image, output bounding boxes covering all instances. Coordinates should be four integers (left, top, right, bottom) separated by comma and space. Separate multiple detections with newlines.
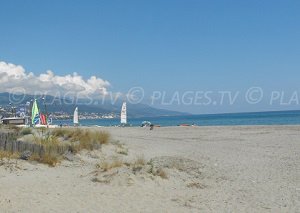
0, 150, 20, 160
0, 127, 111, 167
96, 159, 124, 172
51, 128, 70, 138
8, 125, 21, 133
20, 128, 32, 135
116, 144, 128, 155
29, 153, 61, 167
51, 128, 110, 151
29, 128, 110, 165
116, 148, 128, 155
134, 155, 146, 166
156, 168, 168, 179
186, 182, 206, 189
147, 159, 169, 179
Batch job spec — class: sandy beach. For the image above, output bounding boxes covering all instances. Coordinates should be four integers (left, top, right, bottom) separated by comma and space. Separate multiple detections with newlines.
1, 125, 299, 212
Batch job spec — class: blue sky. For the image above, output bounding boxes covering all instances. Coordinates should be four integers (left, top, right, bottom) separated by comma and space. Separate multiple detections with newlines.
0, 0, 299, 113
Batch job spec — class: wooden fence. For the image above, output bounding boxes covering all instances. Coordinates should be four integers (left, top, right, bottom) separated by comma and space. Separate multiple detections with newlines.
0, 132, 69, 156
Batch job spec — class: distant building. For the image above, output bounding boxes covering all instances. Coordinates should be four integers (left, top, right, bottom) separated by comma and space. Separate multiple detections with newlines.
1, 117, 26, 125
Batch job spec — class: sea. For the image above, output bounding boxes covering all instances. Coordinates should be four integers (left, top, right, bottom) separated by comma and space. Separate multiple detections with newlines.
53, 110, 300, 127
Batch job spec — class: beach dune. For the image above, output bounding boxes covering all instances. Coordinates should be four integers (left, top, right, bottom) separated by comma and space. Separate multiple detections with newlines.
0, 126, 299, 212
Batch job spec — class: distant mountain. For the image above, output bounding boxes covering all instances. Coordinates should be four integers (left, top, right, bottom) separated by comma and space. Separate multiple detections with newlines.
0, 92, 188, 118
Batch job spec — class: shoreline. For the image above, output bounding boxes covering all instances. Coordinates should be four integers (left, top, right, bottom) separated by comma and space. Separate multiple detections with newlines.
50, 110, 300, 127
84, 124, 300, 129
48, 124, 300, 128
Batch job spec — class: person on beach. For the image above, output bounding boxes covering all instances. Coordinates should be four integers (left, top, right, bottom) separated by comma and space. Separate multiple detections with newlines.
150, 124, 154, 130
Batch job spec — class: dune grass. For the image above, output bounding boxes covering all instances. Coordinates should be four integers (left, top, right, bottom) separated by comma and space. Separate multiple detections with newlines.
52, 128, 110, 153
93, 156, 169, 183
115, 142, 128, 155
1, 127, 110, 166
51, 128, 69, 138
156, 168, 168, 179
13, 133, 63, 166
116, 148, 128, 155
8, 125, 21, 133
0, 150, 20, 160
96, 159, 124, 172
0, 150, 21, 170
186, 182, 206, 189
28, 128, 111, 166
134, 155, 146, 166
29, 153, 60, 167
20, 128, 32, 135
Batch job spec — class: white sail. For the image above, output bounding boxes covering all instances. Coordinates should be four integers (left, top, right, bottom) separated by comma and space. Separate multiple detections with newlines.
73, 107, 79, 126
120, 102, 127, 124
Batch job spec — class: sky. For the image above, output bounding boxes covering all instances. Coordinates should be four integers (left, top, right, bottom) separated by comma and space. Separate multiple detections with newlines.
0, 0, 299, 114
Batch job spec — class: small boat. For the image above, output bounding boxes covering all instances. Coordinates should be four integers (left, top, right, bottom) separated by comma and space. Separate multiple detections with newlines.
40, 113, 47, 125
178, 124, 191, 127
141, 121, 151, 127
31, 99, 56, 128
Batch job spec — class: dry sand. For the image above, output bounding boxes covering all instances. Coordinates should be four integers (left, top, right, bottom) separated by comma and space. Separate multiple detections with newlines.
0, 126, 299, 212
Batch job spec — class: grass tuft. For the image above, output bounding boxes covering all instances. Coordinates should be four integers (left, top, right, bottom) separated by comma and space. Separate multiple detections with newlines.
186, 182, 206, 189
52, 128, 69, 138
134, 155, 146, 166
29, 153, 61, 167
52, 128, 110, 152
157, 168, 168, 179
0, 150, 20, 160
96, 159, 124, 172
8, 125, 21, 133
20, 128, 32, 135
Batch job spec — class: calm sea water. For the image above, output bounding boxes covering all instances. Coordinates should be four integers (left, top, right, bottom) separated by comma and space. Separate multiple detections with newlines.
54, 110, 300, 127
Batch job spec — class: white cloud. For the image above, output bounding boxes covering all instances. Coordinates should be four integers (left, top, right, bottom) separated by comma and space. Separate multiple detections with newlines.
0, 61, 111, 98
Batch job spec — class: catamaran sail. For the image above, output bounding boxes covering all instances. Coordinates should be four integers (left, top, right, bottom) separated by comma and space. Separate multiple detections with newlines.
40, 113, 47, 125
73, 107, 79, 126
120, 102, 127, 124
31, 99, 40, 125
